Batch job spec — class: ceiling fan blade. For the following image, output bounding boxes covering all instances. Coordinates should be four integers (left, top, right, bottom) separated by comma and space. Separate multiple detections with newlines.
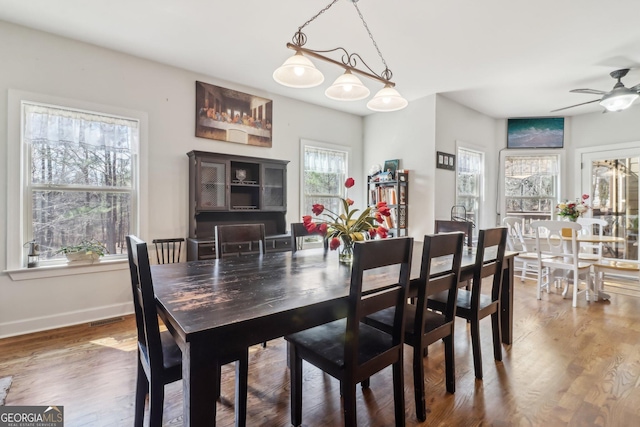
570, 88, 607, 95
550, 99, 601, 113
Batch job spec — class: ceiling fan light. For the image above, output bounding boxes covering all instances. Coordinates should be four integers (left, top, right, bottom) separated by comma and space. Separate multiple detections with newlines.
324, 70, 370, 101
273, 52, 324, 88
599, 86, 639, 112
367, 85, 409, 112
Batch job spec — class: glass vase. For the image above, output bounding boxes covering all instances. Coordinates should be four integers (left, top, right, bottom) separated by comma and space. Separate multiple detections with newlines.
339, 238, 354, 264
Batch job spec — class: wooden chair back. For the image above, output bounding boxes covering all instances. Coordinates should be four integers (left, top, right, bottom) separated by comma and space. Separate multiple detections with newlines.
471, 227, 508, 306
345, 237, 413, 377
126, 235, 165, 374
152, 237, 184, 264
290, 222, 328, 254
215, 224, 266, 258
435, 219, 473, 248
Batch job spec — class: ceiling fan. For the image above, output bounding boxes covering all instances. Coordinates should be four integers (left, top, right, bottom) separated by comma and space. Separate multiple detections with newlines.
551, 68, 640, 113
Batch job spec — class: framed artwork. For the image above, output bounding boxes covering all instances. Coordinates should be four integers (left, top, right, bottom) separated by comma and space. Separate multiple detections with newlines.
383, 159, 400, 178
195, 81, 273, 147
507, 117, 564, 149
436, 151, 456, 171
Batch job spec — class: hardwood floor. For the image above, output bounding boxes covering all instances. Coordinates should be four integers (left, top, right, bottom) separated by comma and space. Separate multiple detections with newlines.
1, 278, 639, 426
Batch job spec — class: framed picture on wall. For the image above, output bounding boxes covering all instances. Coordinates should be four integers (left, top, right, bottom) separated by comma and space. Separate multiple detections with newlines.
195, 81, 273, 147
383, 159, 400, 178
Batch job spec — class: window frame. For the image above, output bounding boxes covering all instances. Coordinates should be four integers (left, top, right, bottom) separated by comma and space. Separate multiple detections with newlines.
456, 145, 485, 234
5, 90, 148, 279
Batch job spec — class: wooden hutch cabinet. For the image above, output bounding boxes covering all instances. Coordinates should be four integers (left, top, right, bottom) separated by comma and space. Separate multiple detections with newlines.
187, 151, 291, 260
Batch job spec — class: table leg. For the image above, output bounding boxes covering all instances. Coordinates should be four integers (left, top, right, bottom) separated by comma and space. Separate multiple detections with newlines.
500, 256, 514, 345
183, 342, 218, 427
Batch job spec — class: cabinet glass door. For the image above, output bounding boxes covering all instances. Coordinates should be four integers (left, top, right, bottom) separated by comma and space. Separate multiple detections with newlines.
198, 160, 227, 210
262, 163, 286, 211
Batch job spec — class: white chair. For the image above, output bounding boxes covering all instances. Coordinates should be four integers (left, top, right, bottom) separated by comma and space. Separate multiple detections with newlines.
576, 218, 608, 262
530, 220, 594, 307
503, 217, 548, 282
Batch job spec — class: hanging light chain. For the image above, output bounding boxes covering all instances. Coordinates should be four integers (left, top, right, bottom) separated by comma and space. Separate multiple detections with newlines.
298, 0, 340, 33
352, 0, 391, 79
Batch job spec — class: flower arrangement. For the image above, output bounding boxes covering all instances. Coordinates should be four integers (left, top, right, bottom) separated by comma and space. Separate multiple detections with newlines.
302, 177, 391, 262
55, 239, 108, 262
556, 194, 590, 221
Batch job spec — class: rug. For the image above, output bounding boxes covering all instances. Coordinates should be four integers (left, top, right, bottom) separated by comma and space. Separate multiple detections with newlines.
0, 376, 12, 405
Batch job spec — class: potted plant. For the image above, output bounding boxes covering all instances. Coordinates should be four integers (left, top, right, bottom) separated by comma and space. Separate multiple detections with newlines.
55, 239, 108, 263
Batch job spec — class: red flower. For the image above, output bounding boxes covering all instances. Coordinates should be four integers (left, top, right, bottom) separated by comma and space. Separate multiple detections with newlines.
376, 201, 388, 208
329, 237, 341, 250
317, 223, 328, 235
378, 205, 391, 217
377, 226, 388, 239
304, 221, 317, 233
344, 177, 355, 188
368, 228, 377, 239
302, 215, 313, 224
346, 198, 354, 206
582, 194, 590, 200
312, 204, 325, 216
375, 212, 384, 223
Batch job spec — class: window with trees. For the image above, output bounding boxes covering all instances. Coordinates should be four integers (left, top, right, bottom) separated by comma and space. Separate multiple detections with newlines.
456, 147, 484, 233
23, 102, 139, 262
302, 143, 349, 223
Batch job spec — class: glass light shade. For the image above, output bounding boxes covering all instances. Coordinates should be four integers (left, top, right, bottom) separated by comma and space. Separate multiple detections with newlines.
599, 90, 639, 112
324, 70, 370, 101
273, 52, 324, 88
367, 85, 409, 112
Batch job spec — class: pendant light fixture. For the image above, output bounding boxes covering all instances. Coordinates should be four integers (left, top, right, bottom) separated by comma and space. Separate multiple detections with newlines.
273, 0, 408, 112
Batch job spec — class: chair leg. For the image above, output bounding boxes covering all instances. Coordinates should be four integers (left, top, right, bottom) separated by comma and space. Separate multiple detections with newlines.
392, 360, 406, 427
215, 364, 222, 400
148, 378, 165, 427
342, 380, 358, 427
134, 359, 147, 427
491, 312, 502, 362
289, 344, 303, 427
361, 377, 370, 389
470, 319, 483, 380
235, 350, 249, 427
443, 334, 456, 394
413, 345, 427, 421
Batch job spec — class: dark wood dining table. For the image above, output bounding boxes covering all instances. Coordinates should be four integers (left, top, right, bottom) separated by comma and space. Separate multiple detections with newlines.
152, 244, 517, 427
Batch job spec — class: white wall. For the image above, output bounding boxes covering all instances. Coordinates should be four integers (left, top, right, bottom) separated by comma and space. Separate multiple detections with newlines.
435, 95, 500, 228
363, 95, 437, 241
0, 21, 363, 338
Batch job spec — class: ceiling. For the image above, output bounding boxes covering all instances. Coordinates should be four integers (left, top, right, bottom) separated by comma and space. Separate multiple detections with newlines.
2, 0, 640, 118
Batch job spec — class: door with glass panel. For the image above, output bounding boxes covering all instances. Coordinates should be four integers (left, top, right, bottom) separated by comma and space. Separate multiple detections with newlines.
582, 149, 639, 260
456, 147, 483, 236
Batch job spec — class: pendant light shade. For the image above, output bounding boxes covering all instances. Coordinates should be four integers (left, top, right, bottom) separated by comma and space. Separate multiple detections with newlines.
367, 85, 408, 112
599, 88, 639, 112
273, 52, 324, 88
325, 70, 370, 101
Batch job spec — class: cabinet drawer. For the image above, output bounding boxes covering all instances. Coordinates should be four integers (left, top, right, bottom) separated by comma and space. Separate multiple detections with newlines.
267, 236, 293, 252
198, 243, 217, 260
221, 241, 253, 255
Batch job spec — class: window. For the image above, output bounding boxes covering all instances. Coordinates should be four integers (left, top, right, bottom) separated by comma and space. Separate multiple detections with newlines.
301, 142, 349, 224
22, 102, 139, 264
456, 147, 484, 233
501, 152, 561, 231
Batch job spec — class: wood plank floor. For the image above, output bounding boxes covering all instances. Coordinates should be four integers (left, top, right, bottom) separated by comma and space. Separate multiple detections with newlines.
1, 278, 639, 426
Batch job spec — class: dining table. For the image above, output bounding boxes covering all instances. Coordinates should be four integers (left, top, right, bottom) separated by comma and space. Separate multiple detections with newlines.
152, 243, 518, 427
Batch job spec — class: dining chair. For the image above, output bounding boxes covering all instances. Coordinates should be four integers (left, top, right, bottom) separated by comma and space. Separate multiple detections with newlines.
576, 217, 608, 261
285, 237, 414, 427
530, 220, 594, 307
126, 235, 249, 427
290, 222, 328, 254
427, 227, 507, 380
215, 223, 266, 258
435, 219, 473, 248
152, 237, 184, 264
363, 232, 463, 421
502, 217, 548, 282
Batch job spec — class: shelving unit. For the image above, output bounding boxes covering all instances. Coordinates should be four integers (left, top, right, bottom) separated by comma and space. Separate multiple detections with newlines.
367, 171, 409, 237
187, 151, 291, 260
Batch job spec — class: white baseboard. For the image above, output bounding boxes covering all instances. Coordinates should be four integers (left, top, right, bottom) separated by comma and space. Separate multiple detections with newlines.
0, 302, 133, 339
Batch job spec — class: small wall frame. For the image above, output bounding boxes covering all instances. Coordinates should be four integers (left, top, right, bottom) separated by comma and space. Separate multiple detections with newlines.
436, 151, 456, 171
